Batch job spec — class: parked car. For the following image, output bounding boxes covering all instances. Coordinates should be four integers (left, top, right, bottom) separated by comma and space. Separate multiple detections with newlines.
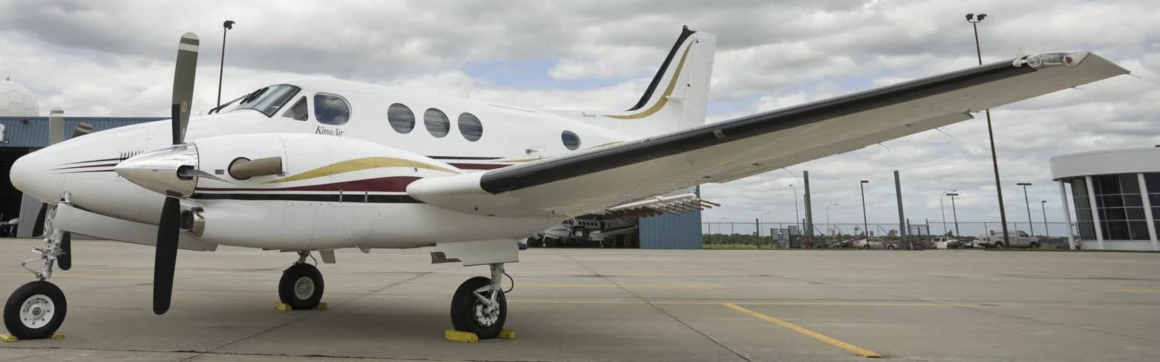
931, 236, 960, 249
852, 238, 900, 250
975, 230, 1040, 249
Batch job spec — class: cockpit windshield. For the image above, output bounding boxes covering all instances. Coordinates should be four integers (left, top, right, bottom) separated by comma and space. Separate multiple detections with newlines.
232, 84, 301, 117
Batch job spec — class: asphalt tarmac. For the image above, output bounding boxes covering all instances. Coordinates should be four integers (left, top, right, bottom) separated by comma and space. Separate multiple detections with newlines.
1, 239, 1159, 361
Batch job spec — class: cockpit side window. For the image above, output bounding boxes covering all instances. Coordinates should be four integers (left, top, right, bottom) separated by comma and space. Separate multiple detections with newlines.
314, 93, 351, 125
281, 96, 308, 121
234, 84, 301, 117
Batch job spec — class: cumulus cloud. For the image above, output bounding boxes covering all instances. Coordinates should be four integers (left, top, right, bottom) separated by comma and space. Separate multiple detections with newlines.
0, 0, 1156, 230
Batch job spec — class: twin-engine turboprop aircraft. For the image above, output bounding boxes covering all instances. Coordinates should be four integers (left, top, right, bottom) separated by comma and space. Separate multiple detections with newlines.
2, 26, 1129, 340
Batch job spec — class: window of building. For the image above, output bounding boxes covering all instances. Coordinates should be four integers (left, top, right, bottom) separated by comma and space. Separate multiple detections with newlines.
313, 93, 351, 125
561, 130, 581, 150
424, 108, 450, 138
281, 96, 308, 121
387, 103, 415, 134
1085, 174, 1152, 241
458, 112, 483, 141
1145, 173, 1160, 192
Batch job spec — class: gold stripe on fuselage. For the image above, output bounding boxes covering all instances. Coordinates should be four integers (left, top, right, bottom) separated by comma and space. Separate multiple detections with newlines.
265, 157, 459, 184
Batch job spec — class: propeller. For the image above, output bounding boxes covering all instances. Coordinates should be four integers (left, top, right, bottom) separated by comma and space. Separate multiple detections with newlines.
153, 32, 199, 315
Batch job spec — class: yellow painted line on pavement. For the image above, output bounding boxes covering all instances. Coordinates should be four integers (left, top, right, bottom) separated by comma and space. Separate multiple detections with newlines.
0, 272, 149, 281
517, 283, 724, 290
1114, 289, 1160, 293
723, 303, 881, 358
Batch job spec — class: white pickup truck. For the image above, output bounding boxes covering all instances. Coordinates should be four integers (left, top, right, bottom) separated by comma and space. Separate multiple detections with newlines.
975, 230, 1039, 249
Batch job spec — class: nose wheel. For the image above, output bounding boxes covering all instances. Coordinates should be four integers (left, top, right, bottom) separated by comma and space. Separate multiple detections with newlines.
5, 204, 69, 340
4, 281, 67, 340
450, 263, 508, 339
278, 255, 324, 310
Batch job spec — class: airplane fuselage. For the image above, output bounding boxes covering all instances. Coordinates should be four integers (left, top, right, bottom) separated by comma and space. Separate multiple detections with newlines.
11, 78, 633, 250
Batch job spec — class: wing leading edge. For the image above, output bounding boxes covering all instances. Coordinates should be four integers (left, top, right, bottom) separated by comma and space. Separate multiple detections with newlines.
408, 52, 1129, 218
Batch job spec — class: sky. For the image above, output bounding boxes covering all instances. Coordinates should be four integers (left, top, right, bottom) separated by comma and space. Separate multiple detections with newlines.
1, 0, 1158, 234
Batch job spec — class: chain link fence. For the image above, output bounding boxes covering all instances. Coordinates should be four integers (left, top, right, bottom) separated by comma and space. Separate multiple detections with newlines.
702, 220, 1074, 249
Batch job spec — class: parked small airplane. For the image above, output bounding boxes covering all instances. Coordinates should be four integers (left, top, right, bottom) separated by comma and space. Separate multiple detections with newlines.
2, 26, 1128, 340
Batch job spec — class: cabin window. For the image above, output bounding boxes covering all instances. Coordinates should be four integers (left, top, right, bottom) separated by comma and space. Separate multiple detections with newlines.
313, 93, 351, 125
561, 130, 581, 150
387, 103, 415, 133
458, 112, 483, 142
281, 96, 308, 121
424, 108, 450, 138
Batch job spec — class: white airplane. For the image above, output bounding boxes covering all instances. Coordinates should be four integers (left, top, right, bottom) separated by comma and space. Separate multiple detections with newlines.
2, 26, 1128, 340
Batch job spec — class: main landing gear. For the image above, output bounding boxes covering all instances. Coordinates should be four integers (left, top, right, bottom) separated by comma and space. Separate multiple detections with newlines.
450, 263, 508, 339
4, 206, 68, 340
278, 251, 325, 310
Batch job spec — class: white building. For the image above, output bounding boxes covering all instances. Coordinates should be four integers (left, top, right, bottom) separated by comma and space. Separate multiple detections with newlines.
1050, 147, 1160, 251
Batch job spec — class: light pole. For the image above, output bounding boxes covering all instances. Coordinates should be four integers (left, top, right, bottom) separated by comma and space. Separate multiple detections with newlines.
966, 13, 1010, 247
789, 184, 801, 235
760, 211, 773, 237
1041, 200, 1049, 237
217, 20, 236, 108
1018, 182, 1033, 236
860, 180, 869, 237
940, 189, 956, 235
948, 192, 960, 236
826, 203, 838, 236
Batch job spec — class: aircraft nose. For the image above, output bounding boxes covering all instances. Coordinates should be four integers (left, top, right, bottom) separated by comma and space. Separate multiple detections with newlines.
9, 149, 65, 203
114, 144, 199, 198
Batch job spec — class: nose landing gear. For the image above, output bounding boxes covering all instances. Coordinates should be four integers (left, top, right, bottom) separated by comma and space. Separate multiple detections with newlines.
3, 206, 69, 340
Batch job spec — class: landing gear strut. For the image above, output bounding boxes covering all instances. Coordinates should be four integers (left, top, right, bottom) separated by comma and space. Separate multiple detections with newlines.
278, 251, 325, 310
450, 263, 507, 339
4, 205, 68, 340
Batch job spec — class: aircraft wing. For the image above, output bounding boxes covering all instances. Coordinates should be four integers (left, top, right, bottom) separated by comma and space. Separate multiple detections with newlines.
408, 52, 1129, 218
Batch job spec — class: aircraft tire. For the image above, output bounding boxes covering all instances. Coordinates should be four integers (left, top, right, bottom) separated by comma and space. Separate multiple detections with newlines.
3, 281, 67, 340
278, 263, 324, 310
450, 276, 506, 339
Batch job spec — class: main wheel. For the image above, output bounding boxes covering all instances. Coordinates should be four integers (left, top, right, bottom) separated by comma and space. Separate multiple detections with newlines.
1030, 242, 1041, 249
279, 263, 324, 310
450, 276, 506, 339
4, 281, 67, 340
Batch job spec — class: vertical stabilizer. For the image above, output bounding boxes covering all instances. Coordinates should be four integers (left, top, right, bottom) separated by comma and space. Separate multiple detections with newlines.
552, 26, 716, 137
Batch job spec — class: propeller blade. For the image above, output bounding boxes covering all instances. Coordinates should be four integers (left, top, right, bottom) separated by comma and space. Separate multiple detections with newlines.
154, 32, 199, 315
172, 32, 199, 145
58, 231, 72, 271
153, 197, 180, 315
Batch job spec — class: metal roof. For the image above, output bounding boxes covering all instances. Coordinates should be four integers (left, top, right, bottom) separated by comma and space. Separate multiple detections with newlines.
0, 116, 163, 148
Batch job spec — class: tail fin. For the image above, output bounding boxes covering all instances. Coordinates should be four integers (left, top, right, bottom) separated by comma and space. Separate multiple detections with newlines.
556, 26, 716, 136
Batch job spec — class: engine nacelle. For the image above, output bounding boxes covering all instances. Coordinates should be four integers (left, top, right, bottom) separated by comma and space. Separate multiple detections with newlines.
177, 133, 464, 249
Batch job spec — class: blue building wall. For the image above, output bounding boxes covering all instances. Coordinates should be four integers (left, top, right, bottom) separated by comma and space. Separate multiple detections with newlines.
639, 210, 703, 249
1, 116, 164, 148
